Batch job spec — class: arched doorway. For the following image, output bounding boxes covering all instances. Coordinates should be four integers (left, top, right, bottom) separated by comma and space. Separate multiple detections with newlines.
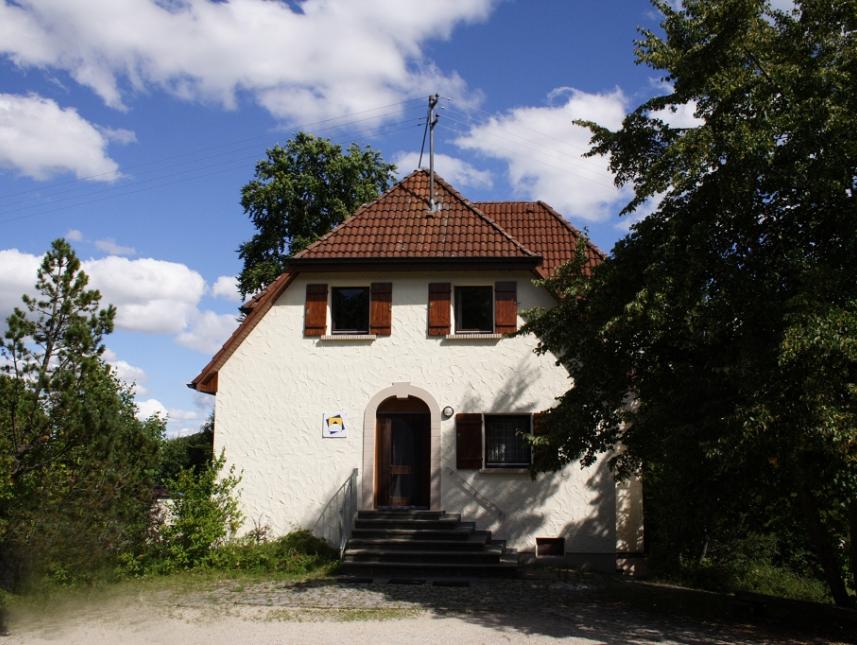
362, 382, 441, 510
375, 396, 431, 508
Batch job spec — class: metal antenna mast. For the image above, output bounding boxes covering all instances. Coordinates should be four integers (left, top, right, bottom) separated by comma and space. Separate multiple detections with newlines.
427, 93, 439, 212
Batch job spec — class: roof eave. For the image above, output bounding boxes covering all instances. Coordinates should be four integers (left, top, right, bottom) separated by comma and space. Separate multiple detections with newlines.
288, 255, 541, 267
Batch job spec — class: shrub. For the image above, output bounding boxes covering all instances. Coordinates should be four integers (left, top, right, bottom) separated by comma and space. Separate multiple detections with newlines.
148, 451, 242, 573
207, 530, 337, 576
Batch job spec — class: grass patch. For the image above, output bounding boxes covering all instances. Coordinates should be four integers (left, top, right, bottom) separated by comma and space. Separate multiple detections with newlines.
4, 530, 339, 626
262, 607, 422, 623
654, 561, 831, 604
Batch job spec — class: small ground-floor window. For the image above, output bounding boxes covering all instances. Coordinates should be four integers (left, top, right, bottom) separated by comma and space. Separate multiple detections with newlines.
484, 414, 532, 468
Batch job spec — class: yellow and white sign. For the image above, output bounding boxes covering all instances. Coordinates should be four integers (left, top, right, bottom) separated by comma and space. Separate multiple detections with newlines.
322, 413, 346, 438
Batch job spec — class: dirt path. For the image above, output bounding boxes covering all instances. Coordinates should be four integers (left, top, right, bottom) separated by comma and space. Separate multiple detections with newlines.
3, 577, 837, 644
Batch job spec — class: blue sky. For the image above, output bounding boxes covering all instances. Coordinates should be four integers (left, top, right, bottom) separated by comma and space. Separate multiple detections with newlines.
0, 0, 697, 436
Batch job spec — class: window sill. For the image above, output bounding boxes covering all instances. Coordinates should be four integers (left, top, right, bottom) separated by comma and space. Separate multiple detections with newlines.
319, 334, 376, 341
479, 467, 531, 475
444, 333, 504, 341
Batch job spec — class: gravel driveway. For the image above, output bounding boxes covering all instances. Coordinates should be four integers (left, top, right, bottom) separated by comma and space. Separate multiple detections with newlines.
4, 575, 840, 644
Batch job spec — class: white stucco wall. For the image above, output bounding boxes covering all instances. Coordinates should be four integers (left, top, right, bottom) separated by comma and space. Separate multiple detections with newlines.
214, 270, 626, 556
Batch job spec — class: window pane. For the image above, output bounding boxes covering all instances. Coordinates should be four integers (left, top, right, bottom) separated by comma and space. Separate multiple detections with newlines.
485, 415, 531, 467
455, 286, 493, 333
331, 287, 370, 333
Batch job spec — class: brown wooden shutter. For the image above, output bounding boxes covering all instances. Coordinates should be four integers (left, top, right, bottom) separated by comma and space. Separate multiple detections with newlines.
456, 413, 483, 469
370, 282, 392, 336
494, 281, 517, 334
428, 282, 451, 336
304, 284, 327, 336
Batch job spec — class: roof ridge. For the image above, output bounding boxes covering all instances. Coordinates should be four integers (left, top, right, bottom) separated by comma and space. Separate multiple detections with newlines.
473, 200, 538, 205
429, 173, 538, 258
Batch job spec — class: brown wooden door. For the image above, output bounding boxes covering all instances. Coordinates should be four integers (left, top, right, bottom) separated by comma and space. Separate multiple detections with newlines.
376, 413, 430, 508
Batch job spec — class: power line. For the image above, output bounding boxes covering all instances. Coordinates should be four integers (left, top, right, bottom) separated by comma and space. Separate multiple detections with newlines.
0, 118, 425, 224
443, 96, 602, 153
439, 108, 618, 186
437, 120, 621, 193
0, 97, 426, 205
0, 111, 425, 216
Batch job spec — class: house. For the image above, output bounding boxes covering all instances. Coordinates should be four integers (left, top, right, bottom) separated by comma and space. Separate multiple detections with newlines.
190, 169, 643, 572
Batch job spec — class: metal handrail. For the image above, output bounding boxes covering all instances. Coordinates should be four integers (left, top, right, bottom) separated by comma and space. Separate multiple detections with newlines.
339, 468, 358, 557
312, 467, 359, 558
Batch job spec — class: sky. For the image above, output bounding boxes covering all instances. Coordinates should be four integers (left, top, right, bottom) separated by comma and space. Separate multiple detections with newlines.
0, 0, 712, 437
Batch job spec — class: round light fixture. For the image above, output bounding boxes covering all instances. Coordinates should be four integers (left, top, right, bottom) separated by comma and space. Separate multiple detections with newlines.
442, 405, 455, 419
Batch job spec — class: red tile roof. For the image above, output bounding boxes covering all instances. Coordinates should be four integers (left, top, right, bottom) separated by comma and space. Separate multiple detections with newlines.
293, 170, 537, 262
190, 170, 604, 393
475, 201, 604, 278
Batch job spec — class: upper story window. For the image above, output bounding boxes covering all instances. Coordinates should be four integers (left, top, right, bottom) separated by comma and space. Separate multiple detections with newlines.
331, 287, 370, 334
454, 286, 493, 333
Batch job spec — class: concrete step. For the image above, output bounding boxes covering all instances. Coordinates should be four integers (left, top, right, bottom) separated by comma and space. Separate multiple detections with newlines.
344, 548, 503, 564
340, 560, 519, 578
357, 510, 448, 520
346, 535, 491, 551
351, 527, 476, 540
354, 517, 466, 530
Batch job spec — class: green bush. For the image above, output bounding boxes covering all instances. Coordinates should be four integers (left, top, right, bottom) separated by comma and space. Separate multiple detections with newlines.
207, 530, 337, 575
147, 451, 242, 573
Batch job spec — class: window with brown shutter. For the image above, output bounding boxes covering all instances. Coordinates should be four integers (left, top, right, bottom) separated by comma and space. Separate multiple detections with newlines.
370, 282, 392, 336
428, 282, 451, 336
304, 284, 328, 336
494, 281, 517, 334
455, 413, 483, 469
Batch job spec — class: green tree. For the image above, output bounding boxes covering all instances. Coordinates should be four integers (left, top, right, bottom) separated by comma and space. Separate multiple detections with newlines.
238, 132, 396, 298
157, 413, 214, 488
0, 240, 163, 588
525, 0, 857, 605
0, 239, 115, 492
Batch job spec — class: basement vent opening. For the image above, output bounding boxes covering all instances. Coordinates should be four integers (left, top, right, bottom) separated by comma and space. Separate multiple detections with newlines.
536, 537, 565, 557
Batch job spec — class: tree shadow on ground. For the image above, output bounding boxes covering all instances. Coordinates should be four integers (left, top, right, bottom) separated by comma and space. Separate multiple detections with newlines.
281, 574, 824, 644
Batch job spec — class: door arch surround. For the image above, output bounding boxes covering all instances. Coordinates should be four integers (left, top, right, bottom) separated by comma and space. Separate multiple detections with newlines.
362, 382, 441, 510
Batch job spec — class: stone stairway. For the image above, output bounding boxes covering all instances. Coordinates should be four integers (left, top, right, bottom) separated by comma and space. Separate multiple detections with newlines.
341, 509, 519, 577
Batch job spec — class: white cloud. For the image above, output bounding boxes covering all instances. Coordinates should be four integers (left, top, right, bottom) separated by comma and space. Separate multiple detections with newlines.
0, 0, 493, 124
0, 248, 41, 321
103, 347, 148, 395
0, 249, 222, 345
647, 80, 704, 129
176, 310, 239, 354
169, 427, 199, 439
94, 238, 136, 256
193, 391, 215, 416
82, 256, 206, 334
66, 229, 84, 242
167, 407, 199, 421
136, 397, 167, 421
0, 92, 130, 181
99, 126, 137, 145
393, 151, 492, 189
211, 275, 241, 303
651, 101, 703, 129
455, 87, 632, 221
